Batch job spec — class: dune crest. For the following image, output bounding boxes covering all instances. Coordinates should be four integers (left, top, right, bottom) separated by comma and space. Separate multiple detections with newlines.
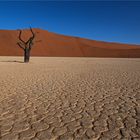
0, 28, 140, 57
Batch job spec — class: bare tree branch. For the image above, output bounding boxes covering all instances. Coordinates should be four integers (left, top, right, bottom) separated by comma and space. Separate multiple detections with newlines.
26, 27, 35, 44
30, 27, 35, 38
18, 30, 26, 44
17, 42, 25, 50
17, 27, 35, 63
28, 40, 34, 50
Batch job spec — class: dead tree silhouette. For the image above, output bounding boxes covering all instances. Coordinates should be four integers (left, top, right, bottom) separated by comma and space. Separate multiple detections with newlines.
17, 27, 35, 63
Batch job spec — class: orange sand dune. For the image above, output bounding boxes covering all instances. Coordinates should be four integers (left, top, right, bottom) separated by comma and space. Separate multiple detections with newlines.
0, 28, 140, 57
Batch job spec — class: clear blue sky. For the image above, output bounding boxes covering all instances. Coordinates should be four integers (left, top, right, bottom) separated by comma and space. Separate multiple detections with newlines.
0, 1, 140, 45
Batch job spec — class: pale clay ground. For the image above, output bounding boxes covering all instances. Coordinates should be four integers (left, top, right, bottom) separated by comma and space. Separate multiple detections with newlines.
0, 57, 140, 140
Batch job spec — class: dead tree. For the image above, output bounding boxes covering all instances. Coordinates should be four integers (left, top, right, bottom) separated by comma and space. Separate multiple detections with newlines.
17, 27, 35, 63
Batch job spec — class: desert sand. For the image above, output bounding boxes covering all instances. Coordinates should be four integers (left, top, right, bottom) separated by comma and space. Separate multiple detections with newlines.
0, 56, 140, 140
0, 29, 140, 57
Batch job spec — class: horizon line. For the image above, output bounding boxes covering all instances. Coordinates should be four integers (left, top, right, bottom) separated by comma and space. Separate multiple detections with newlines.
0, 27, 140, 46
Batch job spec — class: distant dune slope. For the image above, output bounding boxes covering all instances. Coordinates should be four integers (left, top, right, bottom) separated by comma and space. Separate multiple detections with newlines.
0, 28, 140, 57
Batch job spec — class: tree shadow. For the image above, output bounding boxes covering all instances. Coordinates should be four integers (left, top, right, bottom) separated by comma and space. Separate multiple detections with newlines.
0, 60, 24, 63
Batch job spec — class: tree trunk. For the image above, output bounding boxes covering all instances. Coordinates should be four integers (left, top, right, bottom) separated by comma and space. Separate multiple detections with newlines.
24, 49, 30, 63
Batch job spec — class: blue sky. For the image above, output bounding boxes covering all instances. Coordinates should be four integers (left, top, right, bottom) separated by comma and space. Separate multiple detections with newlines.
0, 1, 140, 45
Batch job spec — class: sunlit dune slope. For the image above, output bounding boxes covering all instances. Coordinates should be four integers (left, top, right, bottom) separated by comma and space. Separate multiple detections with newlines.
0, 28, 140, 57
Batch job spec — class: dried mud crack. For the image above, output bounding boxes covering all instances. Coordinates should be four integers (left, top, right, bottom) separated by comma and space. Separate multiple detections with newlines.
0, 57, 140, 140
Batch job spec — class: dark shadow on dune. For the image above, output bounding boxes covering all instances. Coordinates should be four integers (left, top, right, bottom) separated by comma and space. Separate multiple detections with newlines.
0, 60, 24, 63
